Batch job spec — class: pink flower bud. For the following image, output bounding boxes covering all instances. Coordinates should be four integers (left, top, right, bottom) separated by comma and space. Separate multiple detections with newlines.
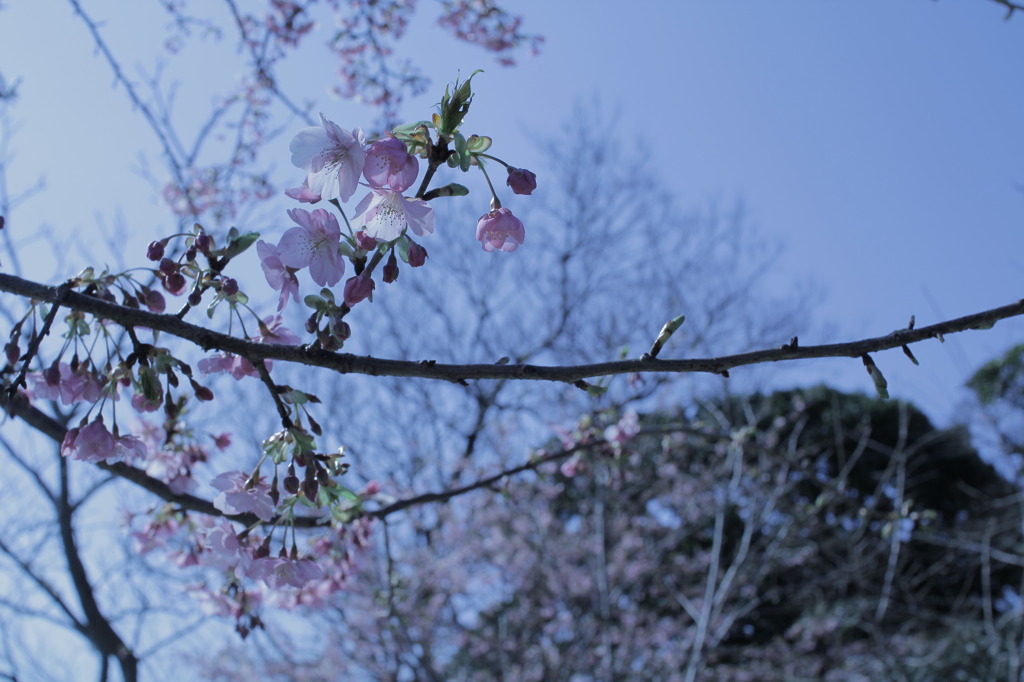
164, 272, 187, 295
343, 275, 375, 307
4, 340, 19, 365
408, 242, 428, 267
506, 167, 537, 195
382, 250, 399, 283
143, 289, 166, 313
221, 277, 239, 296
158, 258, 177, 276
147, 240, 166, 261
355, 230, 378, 251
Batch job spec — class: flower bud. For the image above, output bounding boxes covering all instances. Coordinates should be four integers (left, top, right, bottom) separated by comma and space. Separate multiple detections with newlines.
301, 478, 319, 503
158, 258, 178, 276
408, 242, 428, 267
343, 275, 375, 307
382, 250, 399, 283
147, 240, 166, 261
143, 289, 166, 313
221, 277, 239, 296
506, 167, 537, 195
355, 230, 377, 252
4, 340, 19, 365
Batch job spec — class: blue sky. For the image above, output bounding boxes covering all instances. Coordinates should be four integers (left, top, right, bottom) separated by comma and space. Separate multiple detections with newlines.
0, 0, 1022, 425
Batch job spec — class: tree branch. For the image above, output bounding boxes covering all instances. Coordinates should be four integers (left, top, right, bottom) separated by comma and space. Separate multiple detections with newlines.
1, 273, 1021, 384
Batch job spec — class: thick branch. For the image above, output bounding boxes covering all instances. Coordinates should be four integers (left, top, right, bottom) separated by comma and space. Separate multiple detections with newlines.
1, 273, 1021, 384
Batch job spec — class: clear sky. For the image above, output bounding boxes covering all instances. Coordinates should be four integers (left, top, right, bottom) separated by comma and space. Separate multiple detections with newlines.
0, 0, 1022, 425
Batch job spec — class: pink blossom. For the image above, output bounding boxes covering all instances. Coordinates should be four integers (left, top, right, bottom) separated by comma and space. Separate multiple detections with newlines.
198, 353, 260, 380
343, 274, 375, 307
248, 556, 323, 589
115, 434, 148, 462
210, 471, 276, 522
506, 167, 537, 195
27, 363, 106, 405
352, 188, 435, 242
289, 114, 366, 202
212, 433, 232, 451
131, 516, 182, 555
284, 183, 321, 204
604, 410, 640, 445
202, 520, 253, 573
278, 208, 345, 287
256, 239, 300, 311
363, 137, 419, 192
253, 315, 301, 345
476, 207, 525, 252
131, 391, 162, 413
61, 418, 116, 463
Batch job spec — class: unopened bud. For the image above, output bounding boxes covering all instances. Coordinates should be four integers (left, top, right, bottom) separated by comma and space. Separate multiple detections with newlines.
382, 250, 399, 283
147, 240, 166, 261
408, 242, 428, 267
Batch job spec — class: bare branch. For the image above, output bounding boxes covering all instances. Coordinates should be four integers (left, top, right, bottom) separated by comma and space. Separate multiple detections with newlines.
1, 273, 1020, 385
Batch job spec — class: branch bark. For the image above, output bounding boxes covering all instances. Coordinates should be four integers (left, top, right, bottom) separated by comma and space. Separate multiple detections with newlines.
2, 273, 1020, 385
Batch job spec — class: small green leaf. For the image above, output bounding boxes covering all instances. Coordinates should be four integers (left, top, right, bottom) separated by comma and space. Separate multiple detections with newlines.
223, 231, 259, 260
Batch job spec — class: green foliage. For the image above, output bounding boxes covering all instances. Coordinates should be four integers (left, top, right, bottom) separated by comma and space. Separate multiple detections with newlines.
968, 342, 1024, 406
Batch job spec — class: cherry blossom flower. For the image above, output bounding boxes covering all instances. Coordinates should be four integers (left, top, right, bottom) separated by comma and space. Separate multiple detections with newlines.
61, 418, 116, 463
202, 520, 253, 573
278, 208, 345, 287
352, 187, 434, 242
210, 471, 276, 522
115, 434, 148, 462
363, 137, 418, 192
253, 315, 301, 345
476, 207, 525, 252
198, 353, 260, 380
248, 556, 323, 589
256, 239, 300, 311
289, 114, 366, 202
506, 167, 537, 195
284, 182, 321, 204
604, 410, 640, 445
28, 363, 106, 405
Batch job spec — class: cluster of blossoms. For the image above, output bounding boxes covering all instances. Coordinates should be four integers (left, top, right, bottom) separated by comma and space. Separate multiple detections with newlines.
258, 74, 536, 350
15, 75, 536, 635
550, 409, 642, 478
256, 114, 436, 318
